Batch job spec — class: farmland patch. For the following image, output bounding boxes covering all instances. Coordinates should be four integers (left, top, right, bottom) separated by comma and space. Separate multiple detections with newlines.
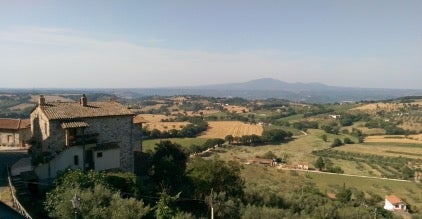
198, 121, 263, 139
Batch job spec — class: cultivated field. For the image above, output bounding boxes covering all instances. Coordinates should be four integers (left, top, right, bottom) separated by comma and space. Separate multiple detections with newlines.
365, 135, 422, 144
336, 142, 422, 160
137, 114, 172, 123
137, 114, 189, 131
184, 109, 220, 116
140, 104, 167, 112
400, 118, 422, 133
8, 103, 36, 111
144, 122, 189, 131
351, 102, 407, 112
224, 105, 249, 113
198, 121, 263, 139
210, 129, 329, 164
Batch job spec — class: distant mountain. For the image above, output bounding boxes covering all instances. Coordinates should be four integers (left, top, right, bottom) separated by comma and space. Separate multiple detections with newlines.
194, 78, 336, 91
3, 78, 421, 103
123, 78, 422, 103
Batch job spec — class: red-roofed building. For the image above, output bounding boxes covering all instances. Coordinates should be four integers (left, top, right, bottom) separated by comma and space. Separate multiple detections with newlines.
0, 118, 31, 148
384, 195, 407, 211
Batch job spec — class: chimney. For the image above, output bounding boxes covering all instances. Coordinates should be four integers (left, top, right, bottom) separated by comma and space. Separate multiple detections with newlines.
80, 94, 88, 107
39, 95, 45, 106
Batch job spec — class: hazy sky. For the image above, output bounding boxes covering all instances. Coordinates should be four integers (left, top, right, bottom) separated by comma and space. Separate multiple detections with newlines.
0, 0, 421, 89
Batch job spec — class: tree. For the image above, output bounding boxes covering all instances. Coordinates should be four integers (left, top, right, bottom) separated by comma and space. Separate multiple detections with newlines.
155, 191, 180, 219
150, 141, 190, 195
262, 129, 292, 143
45, 174, 150, 219
321, 134, 328, 142
314, 156, 325, 171
331, 138, 343, 147
401, 166, 414, 180
343, 137, 354, 144
336, 184, 352, 203
225, 135, 234, 144
203, 138, 225, 148
109, 193, 150, 219
187, 158, 244, 199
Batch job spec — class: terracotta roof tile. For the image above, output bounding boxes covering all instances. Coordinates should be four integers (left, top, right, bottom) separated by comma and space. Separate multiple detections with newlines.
0, 118, 30, 130
19, 119, 30, 129
61, 121, 89, 129
41, 101, 133, 120
385, 195, 404, 204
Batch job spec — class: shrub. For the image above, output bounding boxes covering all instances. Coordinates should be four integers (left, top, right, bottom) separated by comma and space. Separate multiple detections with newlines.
331, 138, 343, 147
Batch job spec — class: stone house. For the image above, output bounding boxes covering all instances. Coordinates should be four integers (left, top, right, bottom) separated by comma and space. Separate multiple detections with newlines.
0, 118, 31, 147
384, 195, 407, 211
30, 95, 142, 179
297, 162, 309, 170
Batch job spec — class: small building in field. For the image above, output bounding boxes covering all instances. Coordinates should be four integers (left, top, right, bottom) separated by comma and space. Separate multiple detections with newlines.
384, 195, 407, 211
329, 115, 341, 119
250, 157, 276, 167
0, 118, 31, 148
297, 162, 309, 170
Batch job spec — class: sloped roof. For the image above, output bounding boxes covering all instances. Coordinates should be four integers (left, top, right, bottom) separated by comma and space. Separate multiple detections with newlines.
40, 101, 134, 120
19, 119, 30, 129
385, 195, 405, 205
61, 121, 89, 129
0, 118, 30, 130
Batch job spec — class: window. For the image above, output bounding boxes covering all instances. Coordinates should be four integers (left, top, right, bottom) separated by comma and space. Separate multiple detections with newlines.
74, 155, 79, 165
7, 135, 13, 143
44, 123, 48, 135
97, 152, 103, 158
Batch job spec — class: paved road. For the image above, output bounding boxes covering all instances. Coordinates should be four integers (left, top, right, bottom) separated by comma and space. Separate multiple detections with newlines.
0, 150, 28, 187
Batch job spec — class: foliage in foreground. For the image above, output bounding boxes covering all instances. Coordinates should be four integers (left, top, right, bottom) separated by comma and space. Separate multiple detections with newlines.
44, 170, 150, 219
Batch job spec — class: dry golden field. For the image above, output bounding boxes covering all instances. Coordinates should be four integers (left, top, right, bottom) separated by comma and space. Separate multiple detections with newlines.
400, 120, 422, 132
140, 104, 167, 112
137, 114, 172, 122
365, 135, 422, 144
198, 121, 263, 138
144, 122, 190, 131
137, 114, 189, 131
182, 109, 220, 116
351, 103, 406, 112
8, 103, 36, 111
224, 105, 249, 113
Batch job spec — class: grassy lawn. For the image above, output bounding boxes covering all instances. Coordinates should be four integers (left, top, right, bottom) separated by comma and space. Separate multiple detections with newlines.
143, 138, 210, 152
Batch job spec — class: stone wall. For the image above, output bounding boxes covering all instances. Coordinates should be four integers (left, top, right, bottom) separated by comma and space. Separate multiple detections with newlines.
0, 128, 30, 147
31, 107, 52, 152
31, 108, 142, 172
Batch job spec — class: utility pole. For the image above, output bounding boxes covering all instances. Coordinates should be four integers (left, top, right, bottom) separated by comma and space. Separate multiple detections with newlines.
210, 188, 214, 219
